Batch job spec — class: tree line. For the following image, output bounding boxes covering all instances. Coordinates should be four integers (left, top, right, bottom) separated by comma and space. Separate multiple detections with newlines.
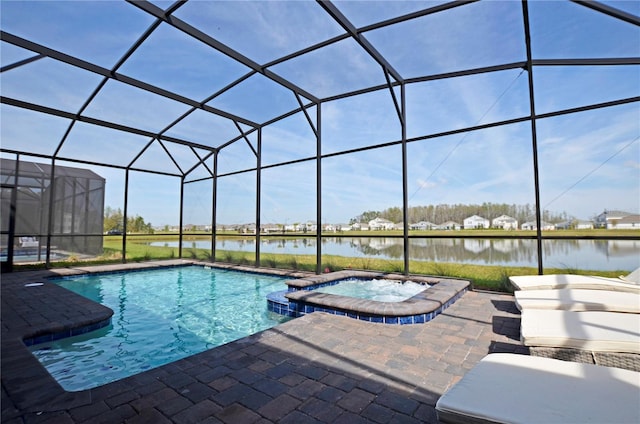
104, 206, 154, 234
351, 203, 570, 225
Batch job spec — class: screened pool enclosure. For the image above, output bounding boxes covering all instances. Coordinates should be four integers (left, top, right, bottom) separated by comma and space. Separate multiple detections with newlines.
1, 1, 638, 274
1, 159, 105, 268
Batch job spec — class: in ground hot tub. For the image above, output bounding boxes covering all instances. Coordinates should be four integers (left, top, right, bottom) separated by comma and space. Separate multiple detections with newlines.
267, 270, 469, 324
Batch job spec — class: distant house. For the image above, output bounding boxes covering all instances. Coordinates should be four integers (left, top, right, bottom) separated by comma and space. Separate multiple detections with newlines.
261, 224, 280, 233
351, 222, 369, 231
609, 214, 640, 230
393, 222, 404, 230
492, 215, 518, 230
463, 215, 490, 229
410, 221, 437, 230
594, 210, 634, 229
556, 219, 593, 230
304, 221, 317, 232
521, 221, 555, 231
575, 220, 594, 230
368, 217, 395, 230
437, 221, 461, 230
243, 223, 257, 234
338, 224, 352, 231
521, 221, 534, 230
557, 220, 594, 230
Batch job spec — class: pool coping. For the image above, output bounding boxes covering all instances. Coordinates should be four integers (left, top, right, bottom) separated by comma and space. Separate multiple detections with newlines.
282, 271, 470, 323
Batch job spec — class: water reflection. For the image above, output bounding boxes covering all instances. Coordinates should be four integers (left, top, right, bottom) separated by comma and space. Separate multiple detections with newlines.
148, 237, 639, 271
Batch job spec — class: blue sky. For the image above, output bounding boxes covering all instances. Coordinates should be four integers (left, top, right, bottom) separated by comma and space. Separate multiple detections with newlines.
1, 1, 639, 227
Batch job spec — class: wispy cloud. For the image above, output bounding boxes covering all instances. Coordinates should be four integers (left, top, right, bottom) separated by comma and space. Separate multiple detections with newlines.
624, 160, 640, 170
175, 1, 342, 65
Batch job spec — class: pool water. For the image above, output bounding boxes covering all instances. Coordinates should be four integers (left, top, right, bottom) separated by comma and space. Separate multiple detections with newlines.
314, 278, 429, 302
29, 266, 289, 391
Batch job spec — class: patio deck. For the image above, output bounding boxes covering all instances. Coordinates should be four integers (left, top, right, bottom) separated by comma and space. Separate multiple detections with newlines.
1, 261, 527, 424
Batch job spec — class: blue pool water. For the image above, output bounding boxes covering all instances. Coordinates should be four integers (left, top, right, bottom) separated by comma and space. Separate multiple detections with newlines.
314, 278, 428, 302
29, 266, 289, 391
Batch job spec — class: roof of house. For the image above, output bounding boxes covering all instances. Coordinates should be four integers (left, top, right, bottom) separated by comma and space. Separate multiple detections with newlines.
493, 215, 517, 221
617, 214, 640, 224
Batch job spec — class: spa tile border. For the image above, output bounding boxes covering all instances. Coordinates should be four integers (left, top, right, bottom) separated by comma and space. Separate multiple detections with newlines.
272, 271, 470, 324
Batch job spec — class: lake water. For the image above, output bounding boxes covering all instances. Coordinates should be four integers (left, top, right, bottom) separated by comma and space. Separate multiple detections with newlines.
152, 237, 640, 272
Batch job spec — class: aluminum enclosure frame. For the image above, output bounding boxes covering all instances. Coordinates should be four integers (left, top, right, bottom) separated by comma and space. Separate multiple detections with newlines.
1, 0, 638, 273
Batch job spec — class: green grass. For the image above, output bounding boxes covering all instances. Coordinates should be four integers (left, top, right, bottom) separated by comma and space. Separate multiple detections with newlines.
14, 236, 628, 292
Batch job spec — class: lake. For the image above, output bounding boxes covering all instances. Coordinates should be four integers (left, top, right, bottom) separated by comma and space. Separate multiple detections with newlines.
150, 237, 640, 272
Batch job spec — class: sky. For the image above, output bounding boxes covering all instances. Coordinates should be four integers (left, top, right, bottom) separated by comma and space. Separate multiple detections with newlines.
1, 0, 639, 227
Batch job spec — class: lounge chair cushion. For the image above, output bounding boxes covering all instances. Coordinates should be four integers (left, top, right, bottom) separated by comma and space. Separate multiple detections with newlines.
435, 353, 640, 424
520, 309, 640, 353
509, 272, 640, 293
515, 289, 640, 312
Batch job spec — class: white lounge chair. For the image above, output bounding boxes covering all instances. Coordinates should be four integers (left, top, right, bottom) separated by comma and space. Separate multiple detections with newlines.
435, 353, 640, 424
520, 309, 640, 371
515, 288, 640, 313
509, 267, 640, 293
520, 309, 640, 354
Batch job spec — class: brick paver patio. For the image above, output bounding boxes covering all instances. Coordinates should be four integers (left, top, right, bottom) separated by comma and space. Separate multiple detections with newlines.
1, 261, 527, 423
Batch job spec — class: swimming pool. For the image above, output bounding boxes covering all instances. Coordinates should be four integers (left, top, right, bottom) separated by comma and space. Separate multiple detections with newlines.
29, 266, 289, 391
313, 278, 428, 302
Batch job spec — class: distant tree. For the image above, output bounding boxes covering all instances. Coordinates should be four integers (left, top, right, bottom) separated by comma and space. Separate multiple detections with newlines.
355, 203, 571, 226
354, 211, 380, 223
103, 207, 124, 233
382, 206, 403, 223
127, 215, 154, 234
103, 206, 153, 234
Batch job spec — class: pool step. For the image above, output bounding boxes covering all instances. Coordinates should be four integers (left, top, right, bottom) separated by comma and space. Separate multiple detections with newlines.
266, 290, 298, 317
